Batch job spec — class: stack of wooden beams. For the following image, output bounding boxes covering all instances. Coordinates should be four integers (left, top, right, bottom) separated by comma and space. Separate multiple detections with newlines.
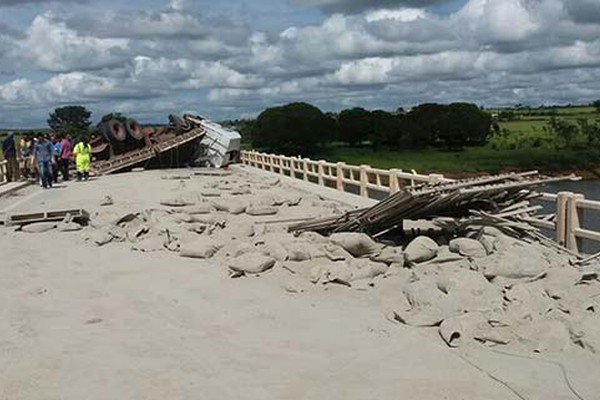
289, 171, 577, 236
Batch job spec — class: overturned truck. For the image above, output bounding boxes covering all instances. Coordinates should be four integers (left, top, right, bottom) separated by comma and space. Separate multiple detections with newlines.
91, 113, 241, 175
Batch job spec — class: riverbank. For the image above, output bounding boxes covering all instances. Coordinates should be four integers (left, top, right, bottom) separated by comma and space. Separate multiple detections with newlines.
315, 146, 600, 180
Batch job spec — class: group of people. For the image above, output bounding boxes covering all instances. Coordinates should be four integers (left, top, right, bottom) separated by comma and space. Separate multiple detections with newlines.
2, 132, 93, 189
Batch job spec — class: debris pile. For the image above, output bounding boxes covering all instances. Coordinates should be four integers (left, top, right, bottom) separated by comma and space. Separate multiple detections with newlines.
391, 231, 600, 356
4, 169, 599, 358
289, 171, 577, 237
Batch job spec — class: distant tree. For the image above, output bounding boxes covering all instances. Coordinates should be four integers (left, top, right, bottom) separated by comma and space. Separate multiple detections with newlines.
437, 103, 491, 149
405, 103, 444, 147
337, 107, 373, 146
48, 106, 92, 137
98, 112, 127, 125
592, 100, 600, 112
401, 103, 490, 150
371, 110, 402, 148
253, 102, 333, 155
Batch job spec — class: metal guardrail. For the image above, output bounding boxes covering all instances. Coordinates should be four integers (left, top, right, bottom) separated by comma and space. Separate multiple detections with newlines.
241, 150, 600, 254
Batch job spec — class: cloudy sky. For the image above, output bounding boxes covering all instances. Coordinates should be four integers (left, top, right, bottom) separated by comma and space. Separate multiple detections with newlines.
0, 0, 600, 127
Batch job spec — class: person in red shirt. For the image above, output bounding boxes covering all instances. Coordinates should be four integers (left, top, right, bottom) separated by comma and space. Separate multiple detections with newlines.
59, 134, 72, 181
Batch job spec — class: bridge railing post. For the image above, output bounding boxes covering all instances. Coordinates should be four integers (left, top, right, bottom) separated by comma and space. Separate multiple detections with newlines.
359, 165, 369, 198
555, 191, 571, 247
279, 156, 286, 175
566, 193, 584, 253
318, 160, 326, 186
303, 159, 309, 181
0, 161, 6, 184
389, 169, 400, 194
336, 162, 345, 191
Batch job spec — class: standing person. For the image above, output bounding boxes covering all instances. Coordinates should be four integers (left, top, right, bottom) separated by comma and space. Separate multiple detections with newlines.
19, 134, 32, 179
50, 133, 62, 183
59, 134, 72, 181
33, 133, 54, 189
2, 132, 19, 182
29, 135, 39, 183
73, 136, 92, 181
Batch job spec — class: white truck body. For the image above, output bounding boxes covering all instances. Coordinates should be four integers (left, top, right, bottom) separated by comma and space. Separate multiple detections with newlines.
184, 115, 242, 168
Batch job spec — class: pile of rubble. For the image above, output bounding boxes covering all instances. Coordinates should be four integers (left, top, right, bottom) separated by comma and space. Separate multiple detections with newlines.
5, 170, 600, 358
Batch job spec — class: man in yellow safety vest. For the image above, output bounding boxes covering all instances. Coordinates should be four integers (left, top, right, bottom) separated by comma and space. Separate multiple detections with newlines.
73, 136, 92, 181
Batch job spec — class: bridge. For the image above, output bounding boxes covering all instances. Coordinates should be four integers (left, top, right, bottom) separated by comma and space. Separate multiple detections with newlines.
3, 151, 599, 254
240, 150, 600, 255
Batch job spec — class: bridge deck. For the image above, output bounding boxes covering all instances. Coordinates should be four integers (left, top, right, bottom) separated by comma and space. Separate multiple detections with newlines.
0, 167, 598, 400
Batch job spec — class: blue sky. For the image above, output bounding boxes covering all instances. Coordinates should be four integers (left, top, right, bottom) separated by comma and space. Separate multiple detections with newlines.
1, 0, 600, 127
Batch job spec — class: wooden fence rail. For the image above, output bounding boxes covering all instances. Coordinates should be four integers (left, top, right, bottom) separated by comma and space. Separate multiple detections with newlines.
241, 150, 600, 254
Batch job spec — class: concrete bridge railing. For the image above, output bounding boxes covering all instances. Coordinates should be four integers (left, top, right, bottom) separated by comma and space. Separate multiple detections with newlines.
241, 150, 600, 255
241, 150, 451, 195
0, 160, 8, 184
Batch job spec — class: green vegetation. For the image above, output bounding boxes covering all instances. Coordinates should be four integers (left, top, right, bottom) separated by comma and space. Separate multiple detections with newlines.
315, 145, 600, 175
248, 102, 490, 155
47, 105, 93, 139
254, 102, 334, 154
232, 101, 600, 176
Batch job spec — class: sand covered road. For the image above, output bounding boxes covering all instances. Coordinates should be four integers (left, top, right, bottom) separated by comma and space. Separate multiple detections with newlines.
1, 166, 599, 400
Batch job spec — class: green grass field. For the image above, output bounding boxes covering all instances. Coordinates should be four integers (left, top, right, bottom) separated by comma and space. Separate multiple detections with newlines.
315, 145, 600, 176
497, 106, 600, 134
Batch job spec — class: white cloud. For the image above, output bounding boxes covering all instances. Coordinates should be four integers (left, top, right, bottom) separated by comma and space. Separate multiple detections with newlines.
21, 13, 128, 72
3, 0, 600, 127
365, 8, 425, 22
130, 56, 262, 89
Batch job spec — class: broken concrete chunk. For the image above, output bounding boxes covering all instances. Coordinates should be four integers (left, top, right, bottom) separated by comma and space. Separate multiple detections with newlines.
348, 259, 389, 281
21, 222, 57, 233
298, 231, 328, 244
439, 313, 490, 348
284, 243, 312, 262
179, 239, 223, 259
57, 221, 83, 232
310, 261, 353, 286
246, 206, 278, 216
570, 316, 600, 354
231, 187, 252, 196
329, 232, 380, 258
89, 231, 114, 247
323, 243, 354, 261
212, 200, 246, 215
482, 239, 548, 280
478, 235, 496, 255
404, 236, 439, 264
370, 246, 404, 265
160, 197, 193, 207
200, 190, 221, 198
228, 253, 276, 275
260, 242, 288, 262
282, 282, 306, 294
449, 238, 487, 258
179, 204, 213, 215
100, 195, 114, 206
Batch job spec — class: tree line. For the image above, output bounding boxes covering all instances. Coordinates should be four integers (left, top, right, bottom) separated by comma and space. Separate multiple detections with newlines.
229, 102, 492, 155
